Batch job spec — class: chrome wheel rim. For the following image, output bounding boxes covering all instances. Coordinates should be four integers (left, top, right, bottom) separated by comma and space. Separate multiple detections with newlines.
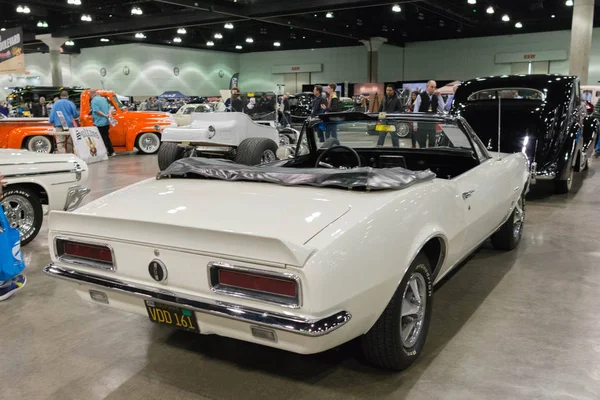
141, 133, 160, 153
261, 149, 276, 164
400, 272, 427, 348
2, 195, 35, 239
513, 197, 524, 238
396, 123, 410, 138
30, 137, 51, 153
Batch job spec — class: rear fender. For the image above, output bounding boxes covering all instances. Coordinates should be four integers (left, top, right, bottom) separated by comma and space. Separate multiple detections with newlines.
556, 124, 580, 180
582, 116, 599, 154
8, 127, 56, 149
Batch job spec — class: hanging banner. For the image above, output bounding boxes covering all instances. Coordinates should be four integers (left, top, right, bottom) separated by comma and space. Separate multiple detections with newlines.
0, 27, 24, 75
229, 73, 239, 90
70, 127, 108, 164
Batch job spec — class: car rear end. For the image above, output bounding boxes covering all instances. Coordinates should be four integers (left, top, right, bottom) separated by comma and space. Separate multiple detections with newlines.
43, 179, 358, 354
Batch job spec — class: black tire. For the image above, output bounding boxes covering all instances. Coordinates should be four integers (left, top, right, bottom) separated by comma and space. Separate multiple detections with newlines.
554, 166, 574, 194
24, 135, 55, 153
234, 137, 278, 166
361, 254, 433, 371
1, 186, 43, 246
157, 142, 184, 171
491, 194, 525, 251
321, 138, 341, 149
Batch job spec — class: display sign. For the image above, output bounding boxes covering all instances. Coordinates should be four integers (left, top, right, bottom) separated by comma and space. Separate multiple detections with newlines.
271, 64, 322, 74
229, 72, 239, 89
0, 27, 25, 75
70, 127, 108, 164
495, 50, 567, 64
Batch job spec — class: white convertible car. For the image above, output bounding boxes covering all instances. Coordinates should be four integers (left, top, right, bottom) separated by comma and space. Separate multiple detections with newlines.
1, 149, 89, 245
43, 113, 529, 370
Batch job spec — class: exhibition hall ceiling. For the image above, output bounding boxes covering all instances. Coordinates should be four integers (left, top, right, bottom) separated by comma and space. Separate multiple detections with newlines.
1, 0, 599, 54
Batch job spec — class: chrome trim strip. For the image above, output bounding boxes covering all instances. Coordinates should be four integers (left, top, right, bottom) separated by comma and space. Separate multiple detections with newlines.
63, 186, 91, 211
43, 264, 351, 337
208, 261, 302, 309
54, 236, 117, 272
3, 169, 76, 178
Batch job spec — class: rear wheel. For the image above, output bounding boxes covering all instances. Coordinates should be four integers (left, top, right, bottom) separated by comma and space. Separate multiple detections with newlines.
234, 138, 278, 166
24, 135, 54, 153
136, 132, 161, 155
491, 195, 525, 251
157, 142, 184, 171
1, 186, 43, 246
360, 254, 433, 371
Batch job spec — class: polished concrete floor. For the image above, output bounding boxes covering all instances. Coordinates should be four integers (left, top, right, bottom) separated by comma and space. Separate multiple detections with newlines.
2, 153, 600, 400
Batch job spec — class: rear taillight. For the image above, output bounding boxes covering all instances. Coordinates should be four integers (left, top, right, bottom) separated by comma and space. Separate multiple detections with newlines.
55, 238, 115, 270
209, 263, 300, 308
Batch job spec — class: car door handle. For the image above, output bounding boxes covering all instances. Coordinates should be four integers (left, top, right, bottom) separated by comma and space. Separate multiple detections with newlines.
462, 190, 475, 200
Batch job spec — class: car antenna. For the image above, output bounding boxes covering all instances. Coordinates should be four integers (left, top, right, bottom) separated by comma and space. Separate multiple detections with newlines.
497, 93, 502, 161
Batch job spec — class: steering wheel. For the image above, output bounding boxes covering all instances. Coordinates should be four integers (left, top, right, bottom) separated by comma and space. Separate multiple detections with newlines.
315, 145, 362, 169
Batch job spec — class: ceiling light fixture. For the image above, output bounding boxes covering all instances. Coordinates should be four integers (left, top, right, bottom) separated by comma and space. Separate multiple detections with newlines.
81, 14, 92, 22
67, 0, 82, 4
37, 21, 49, 28
515, 21, 523, 28
467, 0, 476, 4
207, 41, 215, 46
274, 41, 281, 47
326, 12, 334, 18
65, 40, 75, 46
173, 37, 182, 43
100, 38, 109, 42
16, 5, 31, 13
135, 32, 146, 39
131, 6, 143, 15
502, 14, 510, 21
246, 37, 254, 43
214, 33, 223, 39
566, 0, 574, 5
224, 23, 234, 29
551, 14, 556, 18
177, 28, 187, 34
392, 4, 401, 12
0, 28, 5, 32
235, 45, 242, 50
486, 6, 494, 14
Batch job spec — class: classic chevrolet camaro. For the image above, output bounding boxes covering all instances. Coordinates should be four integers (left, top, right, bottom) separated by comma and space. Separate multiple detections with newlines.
43, 112, 529, 370
1, 149, 89, 244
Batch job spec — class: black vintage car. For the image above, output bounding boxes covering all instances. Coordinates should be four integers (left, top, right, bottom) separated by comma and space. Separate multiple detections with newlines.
453, 75, 598, 193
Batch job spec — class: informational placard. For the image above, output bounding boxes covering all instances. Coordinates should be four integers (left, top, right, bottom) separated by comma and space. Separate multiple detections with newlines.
0, 27, 24, 75
70, 127, 108, 163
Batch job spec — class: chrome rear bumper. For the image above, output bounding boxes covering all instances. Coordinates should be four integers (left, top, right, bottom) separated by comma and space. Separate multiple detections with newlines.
43, 264, 351, 337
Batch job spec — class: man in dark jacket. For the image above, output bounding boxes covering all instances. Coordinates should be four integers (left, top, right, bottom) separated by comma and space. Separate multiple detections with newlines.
311, 85, 327, 142
377, 85, 403, 147
379, 85, 403, 114
325, 84, 339, 139
32, 97, 49, 118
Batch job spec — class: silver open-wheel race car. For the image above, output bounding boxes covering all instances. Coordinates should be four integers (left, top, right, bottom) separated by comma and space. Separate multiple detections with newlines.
157, 112, 299, 170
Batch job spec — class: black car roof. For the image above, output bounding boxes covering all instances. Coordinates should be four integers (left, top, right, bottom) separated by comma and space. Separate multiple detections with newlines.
458, 74, 577, 94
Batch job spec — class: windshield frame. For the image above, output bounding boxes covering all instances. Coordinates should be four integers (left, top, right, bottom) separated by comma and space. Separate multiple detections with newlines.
297, 112, 479, 157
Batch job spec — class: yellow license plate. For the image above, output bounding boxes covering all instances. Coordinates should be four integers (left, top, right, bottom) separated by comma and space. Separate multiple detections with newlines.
145, 301, 199, 333
375, 124, 396, 132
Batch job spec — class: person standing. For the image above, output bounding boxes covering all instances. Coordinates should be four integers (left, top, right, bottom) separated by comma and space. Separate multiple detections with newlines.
324, 84, 339, 139
377, 85, 403, 147
0, 102, 8, 117
444, 84, 459, 112
311, 85, 327, 142
32, 97, 49, 118
281, 92, 291, 127
90, 89, 116, 157
49, 90, 79, 129
413, 80, 445, 148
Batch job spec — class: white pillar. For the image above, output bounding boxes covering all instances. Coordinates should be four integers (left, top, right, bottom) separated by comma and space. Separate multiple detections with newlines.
360, 37, 387, 83
36, 34, 69, 86
568, 0, 595, 84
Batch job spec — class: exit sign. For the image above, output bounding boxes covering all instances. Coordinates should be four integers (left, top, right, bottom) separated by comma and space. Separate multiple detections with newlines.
524, 54, 536, 59
291, 67, 300, 71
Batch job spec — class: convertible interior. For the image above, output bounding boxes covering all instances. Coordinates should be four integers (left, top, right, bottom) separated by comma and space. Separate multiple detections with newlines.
280, 146, 480, 180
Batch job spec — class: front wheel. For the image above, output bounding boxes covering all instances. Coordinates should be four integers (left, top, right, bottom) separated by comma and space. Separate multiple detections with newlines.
1, 186, 43, 246
136, 132, 161, 155
360, 254, 433, 371
554, 166, 574, 194
24, 135, 55, 153
491, 195, 525, 251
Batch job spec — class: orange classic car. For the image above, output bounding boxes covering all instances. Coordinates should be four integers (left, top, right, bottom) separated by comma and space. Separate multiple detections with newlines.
0, 90, 176, 154
79, 90, 176, 154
